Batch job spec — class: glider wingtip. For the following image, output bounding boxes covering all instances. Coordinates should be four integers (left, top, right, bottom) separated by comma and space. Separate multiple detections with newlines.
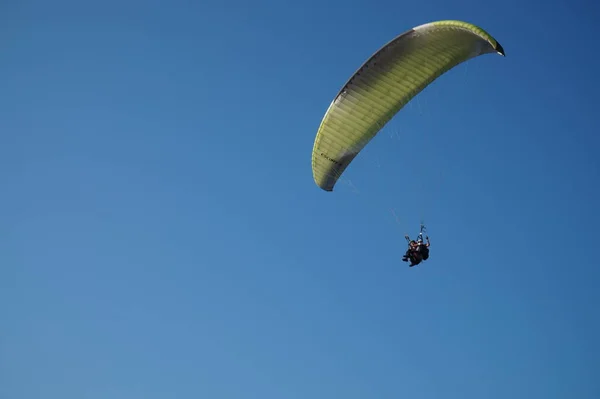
495, 41, 505, 56
314, 179, 334, 192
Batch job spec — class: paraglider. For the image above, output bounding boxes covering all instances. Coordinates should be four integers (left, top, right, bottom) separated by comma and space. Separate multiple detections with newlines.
310, 20, 505, 266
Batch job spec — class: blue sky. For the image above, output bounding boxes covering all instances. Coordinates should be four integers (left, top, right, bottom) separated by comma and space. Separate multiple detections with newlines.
2, 0, 599, 398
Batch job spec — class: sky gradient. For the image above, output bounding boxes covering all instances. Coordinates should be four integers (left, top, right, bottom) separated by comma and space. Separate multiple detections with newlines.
2, 0, 599, 398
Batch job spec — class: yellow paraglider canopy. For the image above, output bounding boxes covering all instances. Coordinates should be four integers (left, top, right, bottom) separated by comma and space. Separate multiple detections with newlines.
311, 20, 505, 191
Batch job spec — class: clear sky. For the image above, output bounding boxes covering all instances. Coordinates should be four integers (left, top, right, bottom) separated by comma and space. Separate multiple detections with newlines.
2, 0, 599, 398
